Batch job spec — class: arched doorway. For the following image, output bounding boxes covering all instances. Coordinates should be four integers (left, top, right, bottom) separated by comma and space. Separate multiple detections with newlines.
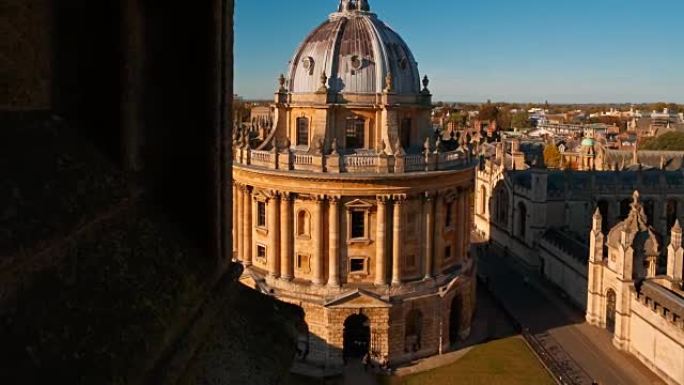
606, 289, 616, 334
449, 296, 462, 345
343, 314, 370, 359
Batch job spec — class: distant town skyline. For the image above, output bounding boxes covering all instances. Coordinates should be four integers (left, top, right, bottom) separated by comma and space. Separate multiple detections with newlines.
236, 0, 684, 103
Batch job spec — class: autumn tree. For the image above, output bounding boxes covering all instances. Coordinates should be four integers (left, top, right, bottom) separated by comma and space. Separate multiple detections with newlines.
511, 111, 530, 129
543, 142, 561, 168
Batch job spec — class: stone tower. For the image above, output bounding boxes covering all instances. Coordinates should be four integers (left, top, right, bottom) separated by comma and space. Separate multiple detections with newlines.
586, 191, 660, 349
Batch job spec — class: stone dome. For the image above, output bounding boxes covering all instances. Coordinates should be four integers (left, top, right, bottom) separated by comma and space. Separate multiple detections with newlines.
287, 0, 421, 95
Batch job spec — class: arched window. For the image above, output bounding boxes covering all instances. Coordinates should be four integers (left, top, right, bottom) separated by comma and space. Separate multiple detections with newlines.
345, 117, 365, 149
517, 202, 527, 240
497, 189, 509, 227
296, 117, 309, 146
666, 199, 679, 229
479, 185, 487, 215
606, 289, 616, 334
404, 310, 423, 353
297, 210, 310, 237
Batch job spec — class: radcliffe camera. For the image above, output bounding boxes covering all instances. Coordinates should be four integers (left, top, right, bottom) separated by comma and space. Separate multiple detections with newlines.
2, 1, 683, 385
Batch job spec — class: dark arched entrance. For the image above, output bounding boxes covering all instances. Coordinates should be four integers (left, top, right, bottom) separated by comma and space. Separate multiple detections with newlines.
343, 314, 370, 359
606, 289, 616, 334
449, 296, 462, 345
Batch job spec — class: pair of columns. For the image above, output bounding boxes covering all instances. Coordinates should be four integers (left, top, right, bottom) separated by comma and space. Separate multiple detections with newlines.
233, 184, 340, 286
374, 195, 407, 286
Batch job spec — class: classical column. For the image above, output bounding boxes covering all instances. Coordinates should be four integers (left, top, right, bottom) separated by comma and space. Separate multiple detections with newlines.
312, 197, 325, 285
243, 186, 252, 266
232, 183, 238, 259
457, 189, 466, 261
280, 193, 293, 280
424, 192, 435, 279
392, 195, 406, 285
267, 192, 280, 278
235, 184, 243, 262
375, 196, 389, 286
328, 196, 341, 287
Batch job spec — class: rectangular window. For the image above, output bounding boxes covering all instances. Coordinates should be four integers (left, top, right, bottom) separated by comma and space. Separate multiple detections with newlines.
350, 258, 366, 273
257, 245, 266, 259
351, 211, 365, 238
346, 118, 365, 149
257, 201, 267, 227
444, 246, 451, 260
296, 254, 303, 269
297, 117, 309, 146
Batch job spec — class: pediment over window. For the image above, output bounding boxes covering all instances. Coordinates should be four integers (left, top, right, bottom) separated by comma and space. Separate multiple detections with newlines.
345, 199, 374, 209
325, 289, 391, 309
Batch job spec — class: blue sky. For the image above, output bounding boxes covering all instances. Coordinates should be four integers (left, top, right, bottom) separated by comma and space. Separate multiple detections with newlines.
235, 0, 684, 103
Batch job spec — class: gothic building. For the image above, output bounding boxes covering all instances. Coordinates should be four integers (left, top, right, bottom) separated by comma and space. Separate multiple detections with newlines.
475, 140, 684, 307
587, 192, 684, 385
232, 0, 476, 371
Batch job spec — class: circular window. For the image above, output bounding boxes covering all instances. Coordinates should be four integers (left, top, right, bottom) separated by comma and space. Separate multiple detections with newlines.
302, 57, 314, 73
351, 55, 362, 70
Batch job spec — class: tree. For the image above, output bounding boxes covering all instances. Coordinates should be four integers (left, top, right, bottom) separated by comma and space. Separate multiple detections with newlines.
543, 143, 561, 168
479, 104, 499, 121
641, 132, 684, 151
511, 111, 530, 129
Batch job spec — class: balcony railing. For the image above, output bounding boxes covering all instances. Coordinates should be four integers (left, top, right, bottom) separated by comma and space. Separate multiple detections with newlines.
233, 147, 473, 174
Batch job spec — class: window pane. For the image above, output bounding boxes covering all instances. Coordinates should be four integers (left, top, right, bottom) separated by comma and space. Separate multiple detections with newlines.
297, 118, 309, 146
350, 258, 365, 272
351, 211, 365, 238
346, 118, 364, 149
258, 202, 266, 227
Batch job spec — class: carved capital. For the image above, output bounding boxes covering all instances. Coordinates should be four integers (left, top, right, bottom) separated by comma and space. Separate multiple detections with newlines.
376, 194, 392, 204
392, 194, 408, 203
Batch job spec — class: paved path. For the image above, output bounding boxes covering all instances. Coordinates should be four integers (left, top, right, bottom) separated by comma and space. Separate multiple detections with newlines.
478, 250, 664, 385
341, 359, 377, 385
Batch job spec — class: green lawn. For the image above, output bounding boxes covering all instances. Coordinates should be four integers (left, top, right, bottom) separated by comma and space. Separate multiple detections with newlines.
378, 337, 555, 385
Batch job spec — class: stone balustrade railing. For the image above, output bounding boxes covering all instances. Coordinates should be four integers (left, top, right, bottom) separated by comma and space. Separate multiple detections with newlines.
233, 147, 472, 174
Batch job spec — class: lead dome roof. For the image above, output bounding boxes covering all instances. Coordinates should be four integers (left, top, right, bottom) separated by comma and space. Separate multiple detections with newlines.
287, 0, 421, 95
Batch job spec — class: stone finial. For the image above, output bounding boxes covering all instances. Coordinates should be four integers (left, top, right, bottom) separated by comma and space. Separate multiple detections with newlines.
660, 155, 666, 170
330, 137, 339, 155
422, 75, 430, 93
313, 138, 324, 155
384, 72, 393, 93
394, 137, 405, 156
318, 73, 328, 93
278, 73, 287, 92
592, 207, 603, 232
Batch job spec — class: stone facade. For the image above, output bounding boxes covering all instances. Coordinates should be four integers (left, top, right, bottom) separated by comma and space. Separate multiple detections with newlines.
232, 0, 476, 372
475, 140, 684, 309
586, 193, 684, 385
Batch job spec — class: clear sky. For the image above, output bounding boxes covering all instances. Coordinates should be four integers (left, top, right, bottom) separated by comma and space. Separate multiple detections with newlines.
235, 0, 684, 103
